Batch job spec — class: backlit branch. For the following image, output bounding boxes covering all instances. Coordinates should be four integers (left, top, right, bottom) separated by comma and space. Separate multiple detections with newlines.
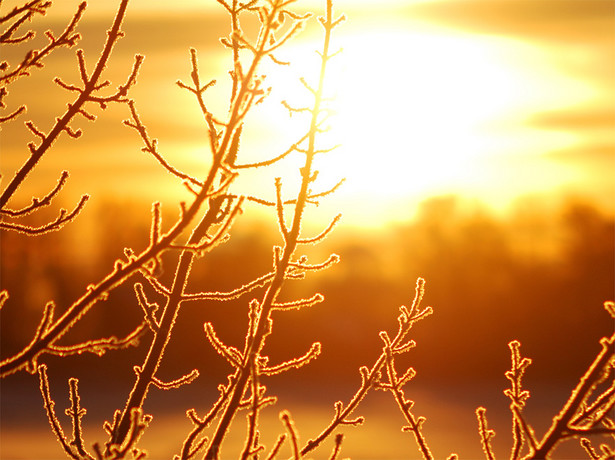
275, 177, 290, 239
240, 364, 267, 460
571, 379, 615, 428
176, 48, 220, 155
138, 267, 171, 297
0, 194, 89, 235
1, 129, 251, 378
271, 293, 324, 311
260, 342, 321, 376
66, 377, 91, 459
477, 407, 496, 460
73, 53, 144, 109
169, 196, 243, 255
300, 278, 433, 457
123, 99, 203, 187
0, 170, 70, 217
180, 271, 275, 302
99, 408, 151, 460
378, 326, 432, 460
504, 340, 532, 460
198, 2, 346, 455
604, 301, 615, 319
134, 283, 160, 333
150, 369, 199, 391
281, 99, 311, 116
103, 0, 293, 438
38, 364, 89, 460
232, 130, 310, 169
328, 433, 344, 460
511, 402, 539, 453
1, 1, 50, 38
281, 411, 301, 460
264, 18, 307, 55
306, 177, 345, 203
179, 375, 239, 460
0, 290, 8, 311
0, 104, 25, 123
264, 434, 287, 460
526, 330, 615, 459
47, 322, 147, 358
204, 322, 244, 369
288, 253, 340, 272
243, 179, 342, 208
297, 213, 341, 244
0, 2, 84, 86
0, 0, 137, 212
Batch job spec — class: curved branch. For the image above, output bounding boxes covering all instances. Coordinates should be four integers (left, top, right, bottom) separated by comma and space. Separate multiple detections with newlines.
0, 0, 130, 209
0, 194, 89, 235
0, 170, 70, 217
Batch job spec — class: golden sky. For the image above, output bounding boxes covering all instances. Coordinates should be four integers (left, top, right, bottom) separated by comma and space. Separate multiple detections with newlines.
1, 0, 614, 227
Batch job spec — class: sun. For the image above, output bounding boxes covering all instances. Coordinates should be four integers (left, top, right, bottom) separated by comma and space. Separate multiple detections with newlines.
234, 22, 591, 226
256, 29, 524, 195
316, 30, 524, 197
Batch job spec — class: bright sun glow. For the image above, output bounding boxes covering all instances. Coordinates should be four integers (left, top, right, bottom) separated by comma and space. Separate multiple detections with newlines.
236, 24, 598, 226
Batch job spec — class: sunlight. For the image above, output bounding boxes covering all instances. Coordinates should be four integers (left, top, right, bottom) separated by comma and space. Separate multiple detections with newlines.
319, 30, 584, 195
242, 24, 599, 226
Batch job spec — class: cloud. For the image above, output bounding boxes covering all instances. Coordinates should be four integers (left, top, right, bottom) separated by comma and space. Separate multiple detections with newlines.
527, 107, 615, 132
405, 0, 615, 46
546, 143, 615, 169
528, 107, 614, 174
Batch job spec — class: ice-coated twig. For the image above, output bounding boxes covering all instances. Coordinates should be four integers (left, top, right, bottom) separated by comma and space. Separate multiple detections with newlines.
281, 411, 301, 460
260, 342, 321, 376
38, 364, 92, 460
477, 407, 496, 460
0, 194, 89, 235
0, 2, 83, 86
123, 100, 203, 187
504, 340, 532, 460
300, 278, 433, 457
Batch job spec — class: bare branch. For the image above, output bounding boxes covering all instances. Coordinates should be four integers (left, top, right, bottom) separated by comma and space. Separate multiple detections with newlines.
0, 2, 85, 86
123, 100, 203, 187
477, 407, 496, 460
66, 378, 92, 459
134, 283, 160, 333
297, 213, 341, 244
37, 364, 82, 460
264, 434, 287, 460
0, 170, 70, 217
275, 177, 290, 239
181, 271, 275, 302
0, 194, 89, 234
260, 342, 321, 375
281, 411, 300, 460
0, 104, 25, 123
47, 322, 147, 358
328, 433, 344, 460
204, 322, 243, 368
150, 369, 199, 390
232, 130, 310, 169
288, 253, 340, 271
0, 290, 8, 311
306, 178, 345, 203
272, 293, 324, 311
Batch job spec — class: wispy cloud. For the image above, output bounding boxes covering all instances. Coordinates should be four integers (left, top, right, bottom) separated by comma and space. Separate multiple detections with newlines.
405, 0, 615, 45
528, 108, 615, 132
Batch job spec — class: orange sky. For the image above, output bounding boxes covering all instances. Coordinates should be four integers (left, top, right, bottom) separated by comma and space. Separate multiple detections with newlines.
1, 0, 613, 228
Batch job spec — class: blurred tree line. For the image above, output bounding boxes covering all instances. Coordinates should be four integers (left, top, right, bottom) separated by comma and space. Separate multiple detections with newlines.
1, 196, 613, 393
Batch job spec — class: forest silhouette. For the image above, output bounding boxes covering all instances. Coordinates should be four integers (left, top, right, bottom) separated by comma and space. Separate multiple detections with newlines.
2, 195, 612, 386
